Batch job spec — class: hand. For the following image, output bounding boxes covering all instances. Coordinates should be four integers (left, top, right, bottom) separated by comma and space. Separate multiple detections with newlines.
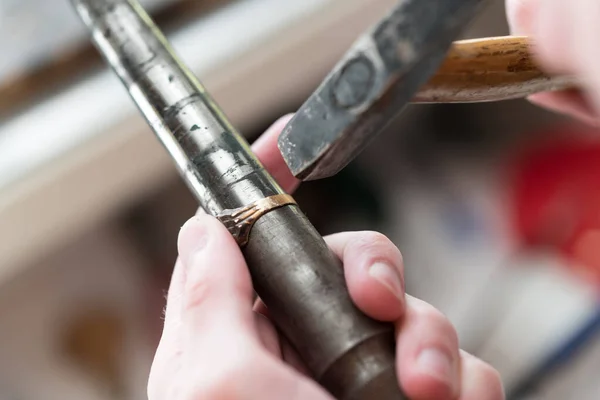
506, 0, 600, 125
147, 115, 505, 400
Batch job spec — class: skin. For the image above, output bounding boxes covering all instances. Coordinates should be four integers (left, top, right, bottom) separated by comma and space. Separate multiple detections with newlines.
506, 0, 600, 125
148, 3, 600, 397
148, 115, 505, 400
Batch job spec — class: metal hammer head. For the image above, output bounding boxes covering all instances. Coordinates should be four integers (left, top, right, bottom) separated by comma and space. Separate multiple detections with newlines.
278, 0, 488, 181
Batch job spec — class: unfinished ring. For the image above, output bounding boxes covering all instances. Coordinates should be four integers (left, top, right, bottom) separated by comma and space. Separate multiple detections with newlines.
217, 194, 297, 247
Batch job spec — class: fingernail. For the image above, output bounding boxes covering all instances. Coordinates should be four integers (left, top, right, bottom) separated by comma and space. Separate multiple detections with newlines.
178, 217, 210, 265
417, 348, 455, 388
368, 262, 404, 301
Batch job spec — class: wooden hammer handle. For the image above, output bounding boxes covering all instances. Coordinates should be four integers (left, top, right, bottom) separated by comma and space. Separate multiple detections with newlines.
414, 36, 577, 103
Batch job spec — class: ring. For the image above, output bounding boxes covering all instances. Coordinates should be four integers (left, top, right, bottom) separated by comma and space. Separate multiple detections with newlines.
217, 194, 297, 247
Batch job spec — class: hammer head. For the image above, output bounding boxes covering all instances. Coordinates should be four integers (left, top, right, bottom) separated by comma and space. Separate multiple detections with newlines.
278, 0, 488, 181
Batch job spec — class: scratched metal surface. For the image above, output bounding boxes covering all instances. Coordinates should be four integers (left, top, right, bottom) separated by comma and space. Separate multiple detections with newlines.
278, 0, 490, 181
70, 0, 404, 399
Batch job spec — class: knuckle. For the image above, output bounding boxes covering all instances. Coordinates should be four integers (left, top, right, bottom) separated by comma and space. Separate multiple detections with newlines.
507, 0, 527, 20
477, 361, 504, 399
147, 376, 160, 400
182, 250, 216, 313
355, 231, 402, 260
510, 0, 528, 15
423, 308, 454, 337
189, 378, 236, 400
360, 231, 393, 248
506, 0, 536, 34
183, 276, 213, 312
190, 355, 256, 400
147, 358, 167, 399
147, 345, 186, 400
411, 297, 446, 324
409, 297, 458, 344
148, 369, 179, 400
460, 351, 505, 400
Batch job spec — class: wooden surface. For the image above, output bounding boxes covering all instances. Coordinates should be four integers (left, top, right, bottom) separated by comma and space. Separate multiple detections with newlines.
415, 36, 577, 103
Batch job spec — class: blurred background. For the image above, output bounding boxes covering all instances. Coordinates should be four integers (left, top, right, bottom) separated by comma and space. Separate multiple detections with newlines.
1, 0, 600, 399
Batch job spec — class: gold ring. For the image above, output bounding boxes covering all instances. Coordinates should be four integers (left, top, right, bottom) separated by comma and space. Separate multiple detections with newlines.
217, 194, 297, 247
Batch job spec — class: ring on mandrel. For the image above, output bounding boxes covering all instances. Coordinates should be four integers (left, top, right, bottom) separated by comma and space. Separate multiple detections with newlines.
217, 194, 298, 247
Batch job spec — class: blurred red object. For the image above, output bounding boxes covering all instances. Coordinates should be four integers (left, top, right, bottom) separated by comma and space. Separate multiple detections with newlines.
512, 125, 600, 284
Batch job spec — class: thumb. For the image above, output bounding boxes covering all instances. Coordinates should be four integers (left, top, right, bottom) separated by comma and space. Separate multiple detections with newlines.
177, 214, 258, 347
177, 215, 334, 400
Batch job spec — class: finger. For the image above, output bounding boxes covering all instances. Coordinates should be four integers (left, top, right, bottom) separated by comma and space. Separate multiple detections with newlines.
508, 0, 599, 122
252, 230, 405, 372
251, 114, 300, 194
253, 231, 405, 321
507, 0, 572, 74
573, 0, 600, 115
252, 298, 311, 375
149, 257, 190, 400
161, 258, 187, 335
255, 313, 282, 358
325, 231, 405, 321
177, 214, 257, 347
506, 0, 540, 35
280, 335, 312, 377
396, 295, 461, 400
528, 90, 599, 126
533, 0, 574, 75
253, 297, 269, 316
459, 351, 505, 400
148, 260, 186, 400
187, 353, 332, 400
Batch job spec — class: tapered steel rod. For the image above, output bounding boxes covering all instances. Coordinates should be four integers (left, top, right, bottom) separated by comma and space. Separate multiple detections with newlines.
70, 1, 404, 399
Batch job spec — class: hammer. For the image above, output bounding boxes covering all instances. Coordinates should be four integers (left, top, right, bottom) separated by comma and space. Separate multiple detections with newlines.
278, 8, 577, 181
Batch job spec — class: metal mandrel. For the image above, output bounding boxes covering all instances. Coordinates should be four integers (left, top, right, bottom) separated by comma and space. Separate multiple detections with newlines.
70, 1, 405, 399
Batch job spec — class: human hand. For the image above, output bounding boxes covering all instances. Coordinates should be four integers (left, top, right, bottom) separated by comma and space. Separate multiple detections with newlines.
147, 115, 505, 400
506, 0, 600, 125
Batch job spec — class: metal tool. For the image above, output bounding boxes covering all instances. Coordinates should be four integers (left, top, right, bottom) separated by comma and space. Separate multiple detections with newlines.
277, 0, 577, 181
70, 1, 407, 399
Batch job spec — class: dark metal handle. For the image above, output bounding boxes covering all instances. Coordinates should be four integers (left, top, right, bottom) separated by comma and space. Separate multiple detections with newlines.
70, 1, 405, 398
